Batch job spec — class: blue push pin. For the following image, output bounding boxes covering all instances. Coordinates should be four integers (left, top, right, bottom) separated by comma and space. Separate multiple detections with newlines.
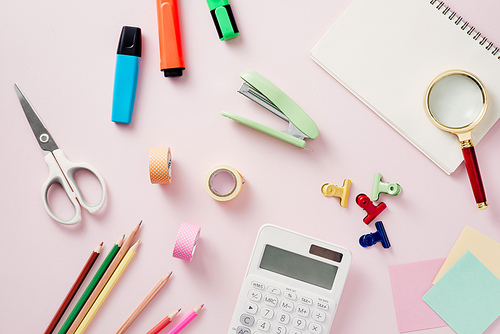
359, 221, 391, 249
372, 173, 401, 201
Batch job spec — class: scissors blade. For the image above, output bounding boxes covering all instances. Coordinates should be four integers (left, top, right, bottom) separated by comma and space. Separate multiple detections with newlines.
14, 84, 58, 153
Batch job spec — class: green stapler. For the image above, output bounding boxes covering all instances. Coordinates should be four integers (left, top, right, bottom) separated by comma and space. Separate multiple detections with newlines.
222, 70, 319, 149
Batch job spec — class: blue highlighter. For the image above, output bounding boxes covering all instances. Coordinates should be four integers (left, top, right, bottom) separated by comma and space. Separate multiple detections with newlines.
112, 26, 141, 124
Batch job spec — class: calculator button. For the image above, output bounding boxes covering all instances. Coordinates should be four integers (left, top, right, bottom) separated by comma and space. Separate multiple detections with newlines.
284, 292, 297, 300
292, 317, 306, 330
272, 325, 287, 334
260, 307, 274, 319
311, 310, 326, 322
316, 302, 328, 310
308, 322, 322, 334
240, 314, 255, 327
264, 295, 279, 307
268, 286, 281, 295
279, 300, 294, 312
296, 305, 310, 317
248, 290, 262, 302
237, 326, 251, 334
276, 312, 290, 324
252, 281, 265, 290
245, 302, 258, 314
289, 331, 302, 334
300, 297, 313, 305
257, 320, 271, 332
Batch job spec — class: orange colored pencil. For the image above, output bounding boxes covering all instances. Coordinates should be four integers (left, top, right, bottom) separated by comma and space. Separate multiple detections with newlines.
43, 242, 103, 334
67, 222, 142, 334
146, 309, 181, 334
115, 272, 173, 334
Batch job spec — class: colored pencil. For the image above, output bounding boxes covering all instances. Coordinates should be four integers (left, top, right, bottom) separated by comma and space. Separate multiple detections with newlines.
75, 240, 141, 334
58, 236, 124, 334
67, 221, 142, 334
165, 304, 204, 334
115, 271, 173, 334
43, 242, 103, 334
146, 309, 181, 334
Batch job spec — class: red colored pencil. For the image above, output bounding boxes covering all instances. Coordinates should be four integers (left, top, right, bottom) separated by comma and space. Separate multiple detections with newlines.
43, 242, 103, 334
146, 309, 181, 334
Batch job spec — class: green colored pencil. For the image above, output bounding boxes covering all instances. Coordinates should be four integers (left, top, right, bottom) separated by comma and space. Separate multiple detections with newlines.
57, 235, 124, 334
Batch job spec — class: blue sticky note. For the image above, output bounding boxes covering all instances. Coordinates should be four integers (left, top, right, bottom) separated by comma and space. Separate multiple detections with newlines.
422, 251, 500, 334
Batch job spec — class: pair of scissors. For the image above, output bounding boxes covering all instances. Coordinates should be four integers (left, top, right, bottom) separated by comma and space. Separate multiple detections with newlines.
14, 84, 107, 225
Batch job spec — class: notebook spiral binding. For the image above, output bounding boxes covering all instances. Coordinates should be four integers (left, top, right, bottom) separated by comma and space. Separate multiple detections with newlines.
430, 0, 500, 58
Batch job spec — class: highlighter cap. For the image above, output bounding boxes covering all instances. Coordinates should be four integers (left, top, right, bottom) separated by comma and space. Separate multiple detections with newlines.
117, 26, 142, 57
206, 0, 239, 41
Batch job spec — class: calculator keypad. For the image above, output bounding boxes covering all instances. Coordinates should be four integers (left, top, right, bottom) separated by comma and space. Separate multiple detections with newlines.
236, 278, 335, 334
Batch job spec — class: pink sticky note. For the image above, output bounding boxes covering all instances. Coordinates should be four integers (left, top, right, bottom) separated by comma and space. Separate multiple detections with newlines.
389, 259, 448, 333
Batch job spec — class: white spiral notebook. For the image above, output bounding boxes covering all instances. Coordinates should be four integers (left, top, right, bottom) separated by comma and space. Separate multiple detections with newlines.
310, 0, 500, 174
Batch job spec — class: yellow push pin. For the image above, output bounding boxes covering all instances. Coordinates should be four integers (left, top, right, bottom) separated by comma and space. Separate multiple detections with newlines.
321, 179, 351, 207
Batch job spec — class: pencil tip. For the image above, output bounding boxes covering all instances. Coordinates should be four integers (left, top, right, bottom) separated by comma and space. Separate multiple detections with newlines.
178, 308, 182, 312
139, 220, 143, 226
99, 242, 104, 246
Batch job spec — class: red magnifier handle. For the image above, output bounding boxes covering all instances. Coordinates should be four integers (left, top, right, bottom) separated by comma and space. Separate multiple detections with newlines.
462, 145, 487, 209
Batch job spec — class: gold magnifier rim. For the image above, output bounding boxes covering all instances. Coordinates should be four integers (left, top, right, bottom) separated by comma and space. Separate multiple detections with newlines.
425, 70, 488, 135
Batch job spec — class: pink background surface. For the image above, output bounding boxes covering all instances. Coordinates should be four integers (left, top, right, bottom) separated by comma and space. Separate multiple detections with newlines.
1, 0, 500, 333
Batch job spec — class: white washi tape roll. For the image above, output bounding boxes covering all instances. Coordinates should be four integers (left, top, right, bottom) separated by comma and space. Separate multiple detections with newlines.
149, 147, 172, 184
205, 165, 244, 201
173, 222, 201, 262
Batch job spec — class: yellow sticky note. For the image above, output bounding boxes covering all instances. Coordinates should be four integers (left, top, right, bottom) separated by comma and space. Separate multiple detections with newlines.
433, 225, 500, 284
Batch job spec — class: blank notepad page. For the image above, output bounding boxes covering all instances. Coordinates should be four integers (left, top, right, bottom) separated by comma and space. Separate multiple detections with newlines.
310, 0, 500, 174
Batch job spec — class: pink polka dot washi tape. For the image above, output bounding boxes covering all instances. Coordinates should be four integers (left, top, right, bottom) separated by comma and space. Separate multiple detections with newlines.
149, 147, 172, 184
173, 222, 201, 262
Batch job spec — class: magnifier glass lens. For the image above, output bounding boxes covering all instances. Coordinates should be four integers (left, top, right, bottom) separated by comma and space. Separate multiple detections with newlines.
428, 74, 484, 128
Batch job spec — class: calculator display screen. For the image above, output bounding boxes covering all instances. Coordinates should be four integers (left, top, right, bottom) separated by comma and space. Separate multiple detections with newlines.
259, 245, 338, 290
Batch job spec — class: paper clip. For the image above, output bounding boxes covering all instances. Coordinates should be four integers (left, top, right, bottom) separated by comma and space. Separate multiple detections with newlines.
359, 221, 391, 249
221, 70, 319, 149
356, 193, 387, 225
321, 179, 351, 207
372, 173, 401, 201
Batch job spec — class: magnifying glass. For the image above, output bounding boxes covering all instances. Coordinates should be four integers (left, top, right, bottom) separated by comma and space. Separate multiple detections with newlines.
425, 70, 488, 209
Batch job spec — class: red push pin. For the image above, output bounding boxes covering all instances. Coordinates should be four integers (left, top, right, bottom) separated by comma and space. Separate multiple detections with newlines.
356, 193, 387, 225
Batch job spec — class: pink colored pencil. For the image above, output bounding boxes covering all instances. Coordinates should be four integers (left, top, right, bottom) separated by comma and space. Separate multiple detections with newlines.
165, 304, 203, 334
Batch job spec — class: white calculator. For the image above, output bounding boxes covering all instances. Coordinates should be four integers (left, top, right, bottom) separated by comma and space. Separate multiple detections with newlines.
227, 224, 352, 334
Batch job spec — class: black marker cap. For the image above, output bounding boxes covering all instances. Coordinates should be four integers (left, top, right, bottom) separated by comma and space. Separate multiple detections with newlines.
163, 68, 184, 77
117, 26, 142, 57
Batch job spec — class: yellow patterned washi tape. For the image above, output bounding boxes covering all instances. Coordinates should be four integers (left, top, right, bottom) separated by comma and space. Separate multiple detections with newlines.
149, 147, 172, 184
205, 165, 244, 201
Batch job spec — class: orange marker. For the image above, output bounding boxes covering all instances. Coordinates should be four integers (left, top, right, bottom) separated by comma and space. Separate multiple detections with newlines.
156, 0, 185, 77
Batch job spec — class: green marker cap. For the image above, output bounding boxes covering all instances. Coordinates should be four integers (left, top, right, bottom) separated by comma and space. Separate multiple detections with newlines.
206, 0, 239, 40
